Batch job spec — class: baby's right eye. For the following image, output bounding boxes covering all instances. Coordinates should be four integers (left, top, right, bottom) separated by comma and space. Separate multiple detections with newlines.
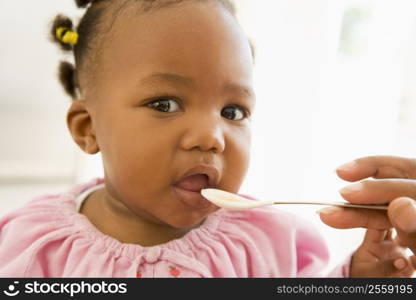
147, 98, 181, 113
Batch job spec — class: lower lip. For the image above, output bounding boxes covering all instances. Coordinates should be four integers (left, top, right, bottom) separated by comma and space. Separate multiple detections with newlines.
172, 186, 213, 210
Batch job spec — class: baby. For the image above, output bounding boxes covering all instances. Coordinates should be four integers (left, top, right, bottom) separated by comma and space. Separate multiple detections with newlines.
0, 0, 414, 277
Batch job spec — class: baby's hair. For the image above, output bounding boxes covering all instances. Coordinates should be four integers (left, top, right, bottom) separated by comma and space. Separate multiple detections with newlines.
50, 0, 255, 100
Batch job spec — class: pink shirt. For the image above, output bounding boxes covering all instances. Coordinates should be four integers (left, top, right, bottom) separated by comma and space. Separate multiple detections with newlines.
0, 178, 350, 277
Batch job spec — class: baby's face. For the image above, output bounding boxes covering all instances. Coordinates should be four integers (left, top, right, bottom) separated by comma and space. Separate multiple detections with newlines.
89, 1, 254, 228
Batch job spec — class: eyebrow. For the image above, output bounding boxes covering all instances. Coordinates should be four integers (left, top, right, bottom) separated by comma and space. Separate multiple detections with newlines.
139, 72, 255, 98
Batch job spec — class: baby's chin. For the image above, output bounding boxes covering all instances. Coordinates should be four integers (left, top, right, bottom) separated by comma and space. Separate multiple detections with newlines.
160, 207, 220, 230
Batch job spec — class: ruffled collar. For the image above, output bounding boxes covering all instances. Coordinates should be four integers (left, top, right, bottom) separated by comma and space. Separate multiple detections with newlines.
58, 177, 225, 261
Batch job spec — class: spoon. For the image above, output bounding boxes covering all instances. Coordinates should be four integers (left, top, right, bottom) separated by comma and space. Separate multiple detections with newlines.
200, 188, 388, 210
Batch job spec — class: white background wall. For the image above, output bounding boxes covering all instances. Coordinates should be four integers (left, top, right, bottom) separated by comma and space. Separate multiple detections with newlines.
2, 0, 416, 273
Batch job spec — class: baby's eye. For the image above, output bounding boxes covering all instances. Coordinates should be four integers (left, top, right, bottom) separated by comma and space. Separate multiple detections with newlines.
221, 105, 247, 121
147, 98, 181, 113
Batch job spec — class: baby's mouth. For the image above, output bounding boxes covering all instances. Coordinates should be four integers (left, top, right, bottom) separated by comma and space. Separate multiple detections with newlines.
173, 174, 210, 192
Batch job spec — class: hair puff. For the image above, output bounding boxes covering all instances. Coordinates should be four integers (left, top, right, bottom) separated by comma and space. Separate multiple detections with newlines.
75, 0, 94, 8
50, 14, 75, 51
58, 61, 78, 99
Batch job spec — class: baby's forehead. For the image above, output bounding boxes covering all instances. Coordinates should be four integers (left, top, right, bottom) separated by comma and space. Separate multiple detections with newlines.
106, 0, 233, 29
102, 3, 251, 66
87, 0, 254, 100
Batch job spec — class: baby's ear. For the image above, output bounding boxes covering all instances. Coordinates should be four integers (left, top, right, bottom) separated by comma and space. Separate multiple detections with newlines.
66, 100, 99, 154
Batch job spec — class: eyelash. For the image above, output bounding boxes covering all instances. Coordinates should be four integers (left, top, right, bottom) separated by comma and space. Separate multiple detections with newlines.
146, 97, 250, 121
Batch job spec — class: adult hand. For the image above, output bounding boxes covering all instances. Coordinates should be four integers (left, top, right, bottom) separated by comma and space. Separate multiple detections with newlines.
317, 156, 416, 261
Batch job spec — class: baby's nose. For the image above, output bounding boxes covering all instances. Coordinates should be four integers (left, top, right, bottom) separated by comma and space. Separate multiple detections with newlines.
179, 116, 225, 153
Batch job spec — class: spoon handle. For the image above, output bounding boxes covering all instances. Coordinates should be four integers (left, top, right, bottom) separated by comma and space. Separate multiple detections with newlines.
272, 201, 388, 210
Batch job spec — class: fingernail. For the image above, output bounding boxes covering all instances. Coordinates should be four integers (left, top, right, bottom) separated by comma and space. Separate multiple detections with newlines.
316, 206, 344, 215
394, 200, 416, 233
394, 258, 407, 270
336, 161, 357, 172
339, 182, 363, 195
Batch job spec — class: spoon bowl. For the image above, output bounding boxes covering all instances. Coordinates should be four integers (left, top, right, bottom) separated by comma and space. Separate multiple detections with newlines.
200, 188, 388, 210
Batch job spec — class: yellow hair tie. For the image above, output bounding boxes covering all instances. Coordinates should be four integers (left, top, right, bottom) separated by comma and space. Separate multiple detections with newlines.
56, 27, 79, 46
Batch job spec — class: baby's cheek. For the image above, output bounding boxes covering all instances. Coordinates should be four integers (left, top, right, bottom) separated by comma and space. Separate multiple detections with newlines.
223, 141, 250, 192
235, 129, 251, 166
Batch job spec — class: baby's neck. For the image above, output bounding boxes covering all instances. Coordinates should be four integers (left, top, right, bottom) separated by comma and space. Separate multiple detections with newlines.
80, 188, 197, 247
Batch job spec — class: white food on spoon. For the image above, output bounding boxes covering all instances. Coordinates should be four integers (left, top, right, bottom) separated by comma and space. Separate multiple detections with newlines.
200, 188, 388, 210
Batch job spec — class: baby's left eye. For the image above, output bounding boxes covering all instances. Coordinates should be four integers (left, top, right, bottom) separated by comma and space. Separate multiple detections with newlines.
147, 98, 181, 113
221, 106, 247, 121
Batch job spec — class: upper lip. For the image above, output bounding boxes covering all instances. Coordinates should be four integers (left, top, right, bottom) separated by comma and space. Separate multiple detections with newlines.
174, 164, 220, 188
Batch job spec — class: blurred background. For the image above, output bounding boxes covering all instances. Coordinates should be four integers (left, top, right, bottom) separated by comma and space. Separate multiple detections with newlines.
2, 0, 416, 272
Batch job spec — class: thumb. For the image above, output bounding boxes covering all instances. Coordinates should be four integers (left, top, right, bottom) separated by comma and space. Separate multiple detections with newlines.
388, 197, 416, 254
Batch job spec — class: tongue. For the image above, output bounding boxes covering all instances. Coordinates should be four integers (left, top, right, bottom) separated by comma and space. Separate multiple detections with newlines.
175, 174, 209, 192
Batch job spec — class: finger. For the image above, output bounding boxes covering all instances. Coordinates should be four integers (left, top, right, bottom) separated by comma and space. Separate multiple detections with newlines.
318, 207, 392, 229
363, 229, 389, 243
338, 179, 416, 205
389, 197, 416, 233
336, 156, 416, 182
388, 197, 416, 254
